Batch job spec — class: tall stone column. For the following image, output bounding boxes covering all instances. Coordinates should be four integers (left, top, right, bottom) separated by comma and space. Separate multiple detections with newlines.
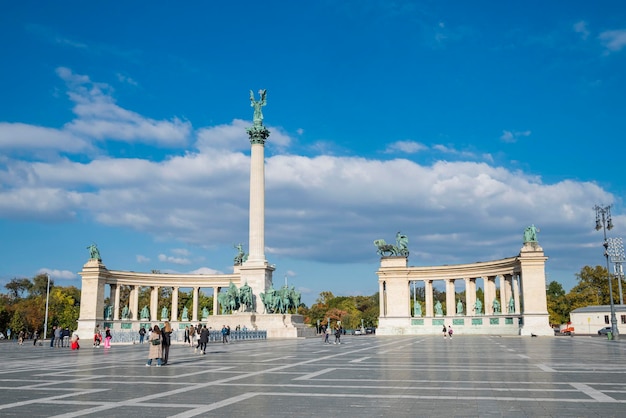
468, 279, 477, 315
150, 286, 159, 321
499, 275, 506, 315
112, 284, 120, 320
131, 285, 139, 321
445, 279, 455, 316
425, 280, 434, 317
213, 287, 219, 315
242, 93, 274, 312
192, 287, 199, 322
171, 287, 179, 322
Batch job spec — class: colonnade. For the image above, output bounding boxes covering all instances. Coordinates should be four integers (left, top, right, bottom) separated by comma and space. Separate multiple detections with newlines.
108, 284, 223, 322
377, 242, 553, 336
404, 274, 521, 318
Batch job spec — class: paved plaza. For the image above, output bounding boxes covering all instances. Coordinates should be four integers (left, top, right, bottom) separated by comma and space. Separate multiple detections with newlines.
1, 335, 626, 417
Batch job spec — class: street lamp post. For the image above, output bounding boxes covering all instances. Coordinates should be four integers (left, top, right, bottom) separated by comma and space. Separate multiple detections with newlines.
43, 273, 51, 340
595, 205, 618, 340
607, 237, 625, 305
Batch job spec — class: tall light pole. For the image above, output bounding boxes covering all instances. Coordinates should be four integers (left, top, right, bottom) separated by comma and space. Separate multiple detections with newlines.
607, 237, 625, 305
43, 273, 51, 340
595, 205, 618, 340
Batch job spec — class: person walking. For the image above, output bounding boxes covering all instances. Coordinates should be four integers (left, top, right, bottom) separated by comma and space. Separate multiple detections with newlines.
103, 327, 112, 348
189, 325, 196, 347
138, 326, 146, 344
18, 330, 24, 345
334, 325, 342, 344
184, 326, 190, 346
324, 326, 331, 344
33, 330, 39, 346
448, 325, 453, 339
199, 325, 209, 355
442, 325, 448, 339
146, 325, 162, 367
161, 321, 172, 365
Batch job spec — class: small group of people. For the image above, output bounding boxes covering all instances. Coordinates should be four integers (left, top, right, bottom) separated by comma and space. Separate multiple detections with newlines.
51, 326, 72, 347
322, 324, 343, 344
93, 324, 112, 348
442, 325, 454, 339
146, 321, 172, 367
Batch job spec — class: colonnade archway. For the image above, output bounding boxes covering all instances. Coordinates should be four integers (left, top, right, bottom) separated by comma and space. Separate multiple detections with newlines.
377, 242, 553, 336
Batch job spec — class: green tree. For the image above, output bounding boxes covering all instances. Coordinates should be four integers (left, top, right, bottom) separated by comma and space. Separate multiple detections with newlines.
546, 281, 569, 325
566, 265, 611, 309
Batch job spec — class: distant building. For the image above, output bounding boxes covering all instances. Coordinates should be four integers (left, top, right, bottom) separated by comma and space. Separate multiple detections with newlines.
569, 305, 626, 334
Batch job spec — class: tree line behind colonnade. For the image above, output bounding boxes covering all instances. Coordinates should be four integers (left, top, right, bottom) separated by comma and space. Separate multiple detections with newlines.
0, 274, 80, 339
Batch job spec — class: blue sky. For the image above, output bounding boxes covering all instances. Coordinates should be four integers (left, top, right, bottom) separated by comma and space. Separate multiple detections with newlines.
1, 1, 626, 306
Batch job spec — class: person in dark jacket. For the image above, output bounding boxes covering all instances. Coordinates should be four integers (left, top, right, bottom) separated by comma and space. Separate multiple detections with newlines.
199, 325, 209, 355
161, 321, 172, 365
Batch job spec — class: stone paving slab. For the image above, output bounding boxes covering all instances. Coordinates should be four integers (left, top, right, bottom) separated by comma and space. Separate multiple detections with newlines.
1, 335, 626, 417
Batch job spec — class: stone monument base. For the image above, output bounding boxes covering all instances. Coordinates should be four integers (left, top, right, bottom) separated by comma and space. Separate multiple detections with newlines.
77, 313, 316, 342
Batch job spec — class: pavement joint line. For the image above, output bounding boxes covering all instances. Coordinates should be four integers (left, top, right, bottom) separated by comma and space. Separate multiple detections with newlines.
168, 392, 259, 418
349, 356, 371, 363
517, 354, 530, 359
536, 364, 557, 372
48, 337, 399, 417
570, 382, 616, 402
259, 355, 295, 362
292, 368, 336, 380
0, 388, 109, 412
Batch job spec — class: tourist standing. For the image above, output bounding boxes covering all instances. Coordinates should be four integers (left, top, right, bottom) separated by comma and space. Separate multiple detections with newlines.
33, 330, 39, 346
50, 326, 56, 348
442, 325, 447, 339
448, 326, 453, 339
334, 325, 342, 344
54, 326, 61, 347
324, 326, 330, 344
103, 327, 112, 348
146, 325, 162, 367
161, 321, 172, 365
139, 326, 146, 344
62, 328, 70, 347
18, 330, 24, 345
184, 326, 190, 346
221, 325, 228, 344
199, 325, 209, 355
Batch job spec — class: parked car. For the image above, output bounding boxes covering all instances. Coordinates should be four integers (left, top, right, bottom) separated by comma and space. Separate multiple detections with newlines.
354, 329, 363, 335
365, 327, 376, 334
560, 326, 575, 335
598, 326, 612, 335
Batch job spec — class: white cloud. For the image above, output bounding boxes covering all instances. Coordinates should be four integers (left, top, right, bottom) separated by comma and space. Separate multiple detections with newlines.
38, 268, 78, 280
500, 130, 531, 143
57, 67, 191, 146
384, 140, 427, 154
599, 29, 626, 52
158, 254, 191, 265
573, 21, 590, 40
0, 122, 92, 154
136, 255, 150, 263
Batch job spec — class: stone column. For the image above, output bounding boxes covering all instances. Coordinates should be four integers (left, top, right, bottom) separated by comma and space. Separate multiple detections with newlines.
379, 282, 386, 317
112, 284, 120, 320
468, 278, 477, 315
425, 280, 433, 317
499, 275, 506, 315
192, 287, 199, 322
485, 276, 496, 315
171, 287, 179, 322
150, 286, 159, 321
131, 285, 139, 321
504, 276, 513, 313
513, 274, 521, 314
213, 287, 219, 316
445, 279, 456, 316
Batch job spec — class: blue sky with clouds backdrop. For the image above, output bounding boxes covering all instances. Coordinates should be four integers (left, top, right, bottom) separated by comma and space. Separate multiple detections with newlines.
1, 1, 626, 306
